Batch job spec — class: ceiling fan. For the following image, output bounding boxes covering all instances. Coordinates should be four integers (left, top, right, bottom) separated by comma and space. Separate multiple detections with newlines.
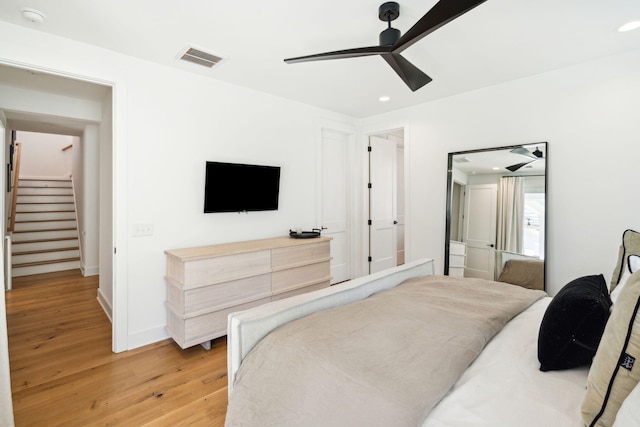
284, 0, 487, 92
506, 147, 545, 172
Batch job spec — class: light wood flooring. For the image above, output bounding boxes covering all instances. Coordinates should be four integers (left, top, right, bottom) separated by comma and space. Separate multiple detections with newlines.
5, 270, 228, 426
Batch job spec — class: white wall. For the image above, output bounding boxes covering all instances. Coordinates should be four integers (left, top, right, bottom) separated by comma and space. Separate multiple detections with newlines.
16, 131, 74, 179
0, 21, 357, 350
79, 125, 99, 276
362, 47, 640, 296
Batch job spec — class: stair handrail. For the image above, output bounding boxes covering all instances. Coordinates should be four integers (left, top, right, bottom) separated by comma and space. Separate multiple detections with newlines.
8, 142, 22, 232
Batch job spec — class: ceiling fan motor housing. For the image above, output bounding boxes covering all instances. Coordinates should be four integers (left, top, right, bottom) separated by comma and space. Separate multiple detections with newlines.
380, 27, 401, 46
379, 2, 401, 46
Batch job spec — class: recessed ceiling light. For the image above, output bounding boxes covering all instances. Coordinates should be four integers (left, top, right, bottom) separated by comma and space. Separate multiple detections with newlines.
378, 96, 391, 102
492, 167, 500, 170
618, 20, 640, 32
21, 8, 46, 24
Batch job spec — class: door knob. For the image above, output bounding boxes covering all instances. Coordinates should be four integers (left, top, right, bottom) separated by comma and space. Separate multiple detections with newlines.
487, 244, 495, 248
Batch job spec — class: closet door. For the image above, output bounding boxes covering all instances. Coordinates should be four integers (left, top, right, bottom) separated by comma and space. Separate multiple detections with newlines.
320, 129, 350, 283
368, 136, 397, 274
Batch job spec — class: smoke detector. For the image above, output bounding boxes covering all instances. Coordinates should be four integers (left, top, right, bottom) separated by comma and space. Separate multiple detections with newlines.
21, 8, 46, 24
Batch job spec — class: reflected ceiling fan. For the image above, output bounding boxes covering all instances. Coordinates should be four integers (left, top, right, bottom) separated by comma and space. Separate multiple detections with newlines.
284, 0, 487, 92
506, 147, 545, 172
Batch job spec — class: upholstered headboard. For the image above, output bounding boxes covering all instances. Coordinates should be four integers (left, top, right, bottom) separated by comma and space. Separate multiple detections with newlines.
495, 251, 544, 290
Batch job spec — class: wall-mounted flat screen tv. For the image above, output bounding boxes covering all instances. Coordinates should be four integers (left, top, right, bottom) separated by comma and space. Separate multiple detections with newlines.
204, 161, 281, 213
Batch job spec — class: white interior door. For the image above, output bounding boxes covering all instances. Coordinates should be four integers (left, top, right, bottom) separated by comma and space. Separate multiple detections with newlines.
369, 136, 397, 274
463, 184, 497, 280
320, 129, 350, 284
396, 144, 405, 265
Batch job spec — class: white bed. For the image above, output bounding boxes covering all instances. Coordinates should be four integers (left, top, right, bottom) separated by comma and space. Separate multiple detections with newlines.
225, 256, 640, 427
423, 297, 588, 427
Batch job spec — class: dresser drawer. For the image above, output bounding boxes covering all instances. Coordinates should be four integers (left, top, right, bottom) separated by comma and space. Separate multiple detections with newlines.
271, 240, 330, 270
271, 261, 331, 295
449, 254, 466, 268
168, 250, 271, 288
449, 241, 466, 256
167, 273, 271, 317
449, 267, 465, 277
167, 297, 271, 349
271, 280, 330, 301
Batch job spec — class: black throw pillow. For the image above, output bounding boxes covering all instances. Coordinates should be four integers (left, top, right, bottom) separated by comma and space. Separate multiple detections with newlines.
538, 274, 612, 372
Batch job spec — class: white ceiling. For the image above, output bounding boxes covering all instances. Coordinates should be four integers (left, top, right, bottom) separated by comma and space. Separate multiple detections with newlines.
1, 0, 640, 118
451, 144, 546, 175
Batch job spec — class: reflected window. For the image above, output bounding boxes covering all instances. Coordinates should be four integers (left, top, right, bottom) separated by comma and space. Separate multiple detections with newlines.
523, 192, 545, 258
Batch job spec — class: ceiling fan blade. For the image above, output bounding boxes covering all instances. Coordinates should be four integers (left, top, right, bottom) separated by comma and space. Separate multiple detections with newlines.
506, 160, 535, 172
284, 45, 391, 64
510, 147, 537, 159
381, 53, 432, 91
393, 0, 487, 53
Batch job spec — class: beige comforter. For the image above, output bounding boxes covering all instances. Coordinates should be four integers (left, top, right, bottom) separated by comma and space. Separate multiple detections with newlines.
225, 275, 545, 427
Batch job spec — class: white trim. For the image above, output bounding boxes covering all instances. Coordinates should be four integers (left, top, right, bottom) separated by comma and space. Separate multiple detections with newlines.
316, 117, 359, 281
96, 288, 113, 322
0, 58, 127, 353
127, 326, 169, 350
82, 265, 99, 276
0, 118, 14, 426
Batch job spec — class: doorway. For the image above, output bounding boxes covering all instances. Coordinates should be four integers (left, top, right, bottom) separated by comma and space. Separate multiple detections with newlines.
368, 130, 405, 274
0, 63, 116, 348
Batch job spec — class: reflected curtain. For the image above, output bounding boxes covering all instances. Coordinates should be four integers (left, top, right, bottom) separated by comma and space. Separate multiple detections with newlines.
497, 176, 524, 252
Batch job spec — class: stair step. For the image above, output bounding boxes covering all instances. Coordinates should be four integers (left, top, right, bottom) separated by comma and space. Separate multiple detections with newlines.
18, 190, 73, 196
12, 229, 78, 242
11, 238, 79, 252
18, 179, 72, 188
13, 246, 80, 256
13, 249, 81, 264
12, 257, 81, 268
14, 220, 77, 232
13, 227, 77, 233
16, 211, 76, 223
16, 203, 73, 217
17, 195, 74, 204
11, 260, 81, 277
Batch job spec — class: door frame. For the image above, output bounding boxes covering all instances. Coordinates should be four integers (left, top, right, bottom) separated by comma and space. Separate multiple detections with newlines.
360, 123, 409, 278
0, 58, 126, 353
316, 119, 357, 283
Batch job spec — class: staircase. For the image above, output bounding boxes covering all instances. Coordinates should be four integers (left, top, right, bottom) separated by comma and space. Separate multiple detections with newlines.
10, 179, 81, 277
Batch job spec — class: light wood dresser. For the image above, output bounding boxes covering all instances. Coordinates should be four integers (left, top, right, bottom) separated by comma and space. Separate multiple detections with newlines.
165, 236, 332, 349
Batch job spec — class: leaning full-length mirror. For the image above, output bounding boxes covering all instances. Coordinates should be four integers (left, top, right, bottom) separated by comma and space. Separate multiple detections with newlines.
445, 143, 547, 291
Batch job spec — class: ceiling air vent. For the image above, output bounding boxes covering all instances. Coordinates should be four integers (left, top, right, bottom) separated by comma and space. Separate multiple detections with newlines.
178, 46, 225, 69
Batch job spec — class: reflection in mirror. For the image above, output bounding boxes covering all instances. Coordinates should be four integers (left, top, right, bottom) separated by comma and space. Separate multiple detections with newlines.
445, 143, 547, 291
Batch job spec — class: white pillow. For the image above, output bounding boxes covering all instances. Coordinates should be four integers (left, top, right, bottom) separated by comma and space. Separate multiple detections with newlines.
613, 381, 640, 426
611, 255, 640, 304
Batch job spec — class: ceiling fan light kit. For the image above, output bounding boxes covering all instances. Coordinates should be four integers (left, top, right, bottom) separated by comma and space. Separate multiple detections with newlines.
284, 0, 487, 91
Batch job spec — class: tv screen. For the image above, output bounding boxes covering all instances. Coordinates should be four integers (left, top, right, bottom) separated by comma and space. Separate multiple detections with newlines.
204, 161, 281, 213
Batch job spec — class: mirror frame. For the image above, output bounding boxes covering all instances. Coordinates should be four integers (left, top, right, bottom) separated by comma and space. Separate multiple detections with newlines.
444, 143, 548, 290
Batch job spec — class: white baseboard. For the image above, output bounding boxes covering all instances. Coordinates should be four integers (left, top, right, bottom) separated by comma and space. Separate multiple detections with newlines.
96, 288, 113, 322
127, 326, 170, 351
81, 264, 99, 276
